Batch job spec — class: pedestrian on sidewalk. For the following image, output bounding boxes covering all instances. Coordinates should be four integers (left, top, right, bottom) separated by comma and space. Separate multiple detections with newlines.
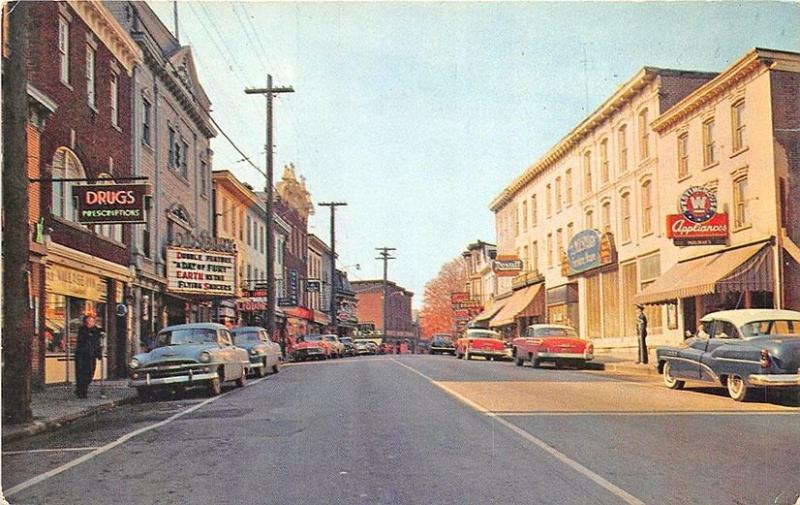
635, 304, 648, 365
75, 315, 102, 399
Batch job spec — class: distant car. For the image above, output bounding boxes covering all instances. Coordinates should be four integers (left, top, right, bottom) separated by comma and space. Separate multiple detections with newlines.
512, 324, 593, 369
322, 334, 345, 358
429, 335, 456, 355
293, 334, 331, 361
366, 341, 379, 354
128, 323, 249, 399
456, 329, 506, 361
354, 340, 370, 355
656, 309, 800, 401
231, 326, 281, 377
340, 337, 357, 357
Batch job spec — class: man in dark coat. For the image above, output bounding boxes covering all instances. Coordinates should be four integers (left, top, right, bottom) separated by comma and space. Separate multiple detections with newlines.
636, 304, 648, 365
75, 315, 102, 398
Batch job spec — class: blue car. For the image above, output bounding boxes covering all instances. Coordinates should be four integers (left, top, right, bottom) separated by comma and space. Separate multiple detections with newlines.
656, 309, 800, 401
231, 326, 281, 377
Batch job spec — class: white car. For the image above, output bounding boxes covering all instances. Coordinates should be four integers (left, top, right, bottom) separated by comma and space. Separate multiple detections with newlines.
321, 334, 345, 358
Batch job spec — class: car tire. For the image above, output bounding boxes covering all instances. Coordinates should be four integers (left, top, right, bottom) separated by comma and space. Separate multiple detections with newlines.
256, 360, 267, 378
208, 376, 222, 396
727, 375, 749, 402
272, 363, 279, 374
465, 350, 471, 360
514, 355, 524, 367
530, 355, 541, 368
662, 361, 685, 390
236, 369, 246, 388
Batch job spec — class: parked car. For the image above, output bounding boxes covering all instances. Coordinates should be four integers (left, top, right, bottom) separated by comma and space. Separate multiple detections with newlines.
128, 323, 249, 399
292, 334, 331, 361
322, 334, 345, 358
429, 335, 456, 355
456, 329, 506, 360
512, 324, 594, 368
366, 341, 379, 354
656, 309, 800, 401
340, 337, 357, 357
231, 326, 281, 377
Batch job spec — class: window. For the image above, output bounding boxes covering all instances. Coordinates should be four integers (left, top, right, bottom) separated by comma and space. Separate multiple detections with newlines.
732, 100, 746, 151
677, 133, 689, 178
621, 192, 631, 242
247, 264, 252, 284
142, 99, 152, 145
531, 194, 537, 226
583, 151, 592, 194
555, 176, 562, 212
546, 184, 552, 216
638, 109, 649, 160
521, 200, 528, 231
641, 181, 653, 234
531, 241, 538, 271
546, 233, 553, 268
734, 176, 749, 227
168, 127, 176, 168
585, 209, 594, 229
58, 17, 69, 84
556, 228, 563, 258
246, 216, 252, 246
51, 148, 85, 224
523, 245, 529, 270
600, 138, 609, 184
110, 72, 119, 127
239, 209, 245, 240
85, 45, 96, 108
703, 118, 716, 166
602, 201, 611, 233
618, 125, 628, 172
200, 160, 208, 197
223, 199, 230, 232
565, 169, 573, 206
567, 222, 574, 243
180, 140, 189, 179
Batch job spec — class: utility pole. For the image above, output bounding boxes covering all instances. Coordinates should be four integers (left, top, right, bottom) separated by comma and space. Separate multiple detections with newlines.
172, 0, 179, 42
245, 75, 294, 344
319, 202, 347, 336
2, 0, 33, 424
375, 247, 396, 343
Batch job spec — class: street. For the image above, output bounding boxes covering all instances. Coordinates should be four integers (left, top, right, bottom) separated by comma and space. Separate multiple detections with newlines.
3, 356, 799, 505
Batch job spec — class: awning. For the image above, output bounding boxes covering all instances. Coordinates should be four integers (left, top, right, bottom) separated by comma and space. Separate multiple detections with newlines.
490, 283, 544, 327
634, 243, 773, 305
471, 296, 509, 324
285, 307, 314, 320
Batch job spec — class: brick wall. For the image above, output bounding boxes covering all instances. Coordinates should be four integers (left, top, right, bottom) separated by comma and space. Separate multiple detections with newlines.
658, 73, 717, 113
354, 282, 414, 336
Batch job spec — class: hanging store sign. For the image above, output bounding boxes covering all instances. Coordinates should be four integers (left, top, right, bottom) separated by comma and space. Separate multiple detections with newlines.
451, 292, 470, 304
666, 186, 729, 246
306, 279, 321, 293
166, 246, 237, 297
72, 183, 150, 224
493, 255, 523, 277
237, 298, 268, 312
564, 229, 616, 276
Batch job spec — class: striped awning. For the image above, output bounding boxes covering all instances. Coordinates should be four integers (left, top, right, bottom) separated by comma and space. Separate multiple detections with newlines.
471, 296, 509, 324
634, 243, 773, 305
490, 283, 544, 327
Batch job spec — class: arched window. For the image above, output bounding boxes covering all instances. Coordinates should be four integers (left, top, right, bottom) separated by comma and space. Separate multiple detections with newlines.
618, 125, 628, 172
732, 100, 746, 151
585, 208, 594, 229
583, 151, 592, 194
600, 138, 610, 184
638, 109, 650, 160
96, 173, 122, 242
621, 192, 632, 242
602, 200, 612, 234
641, 180, 653, 234
51, 147, 86, 224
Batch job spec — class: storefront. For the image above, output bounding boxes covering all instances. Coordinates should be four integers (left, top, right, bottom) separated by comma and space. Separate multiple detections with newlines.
489, 283, 545, 339
470, 294, 510, 329
546, 284, 579, 330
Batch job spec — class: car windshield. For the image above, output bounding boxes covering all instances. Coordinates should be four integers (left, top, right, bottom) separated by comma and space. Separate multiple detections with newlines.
467, 330, 500, 339
433, 338, 453, 344
232, 332, 262, 344
156, 328, 217, 347
534, 327, 579, 338
324, 336, 337, 341
341, 338, 352, 344
740, 320, 800, 338
305, 334, 323, 342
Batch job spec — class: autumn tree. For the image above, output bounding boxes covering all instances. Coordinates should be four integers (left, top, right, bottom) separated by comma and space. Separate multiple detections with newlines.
419, 256, 468, 340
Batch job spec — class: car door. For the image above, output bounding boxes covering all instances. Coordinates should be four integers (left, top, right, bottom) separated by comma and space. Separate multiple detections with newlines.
674, 320, 714, 380
216, 330, 230, 381
700, 319, 750, 383
263, 330, 278, 367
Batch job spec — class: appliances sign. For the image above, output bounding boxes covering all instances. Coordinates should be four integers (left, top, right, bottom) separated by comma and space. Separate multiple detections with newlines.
166, 247, 237, 297
666, 186, 729, 246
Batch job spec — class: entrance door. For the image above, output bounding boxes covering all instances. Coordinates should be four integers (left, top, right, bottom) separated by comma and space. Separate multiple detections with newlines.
682, 297, 696, 338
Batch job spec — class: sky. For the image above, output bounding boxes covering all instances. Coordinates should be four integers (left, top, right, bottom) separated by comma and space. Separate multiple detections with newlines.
148, 1, 799, 308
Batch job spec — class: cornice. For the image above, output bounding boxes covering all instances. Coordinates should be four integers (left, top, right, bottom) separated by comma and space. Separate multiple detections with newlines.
66, 0, 141, 75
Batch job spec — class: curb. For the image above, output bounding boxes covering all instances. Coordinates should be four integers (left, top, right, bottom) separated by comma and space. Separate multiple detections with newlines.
2, 395, 137, 444
595, 362, 659, 376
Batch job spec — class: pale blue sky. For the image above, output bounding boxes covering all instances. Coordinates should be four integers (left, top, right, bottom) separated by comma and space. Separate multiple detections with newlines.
149, 1, 799, 307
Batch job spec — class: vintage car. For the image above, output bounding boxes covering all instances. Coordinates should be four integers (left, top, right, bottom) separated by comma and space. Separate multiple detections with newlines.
456, 329, 506, 361
429, 335, 456, 355
322, 334, 345, 358
354, 339, 373, 355
340, 337, 357, 357
512, 324, 593, 368
292, 334, 331, 361
128, 323, 249, 399
231, 326, 281, 377
656, 309, 800, 401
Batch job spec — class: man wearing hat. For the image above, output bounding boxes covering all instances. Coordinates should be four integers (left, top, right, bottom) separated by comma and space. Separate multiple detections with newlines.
635, 304, 648, 364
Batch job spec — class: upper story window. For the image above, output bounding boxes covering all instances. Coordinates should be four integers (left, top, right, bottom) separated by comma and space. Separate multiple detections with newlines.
51, 148, 85, 224
546, 233, 553, 268
58, 17, 70, 85
583, 151, 592, 194
567, 222, 574, 242
734, 175, 750, 228
638, 109, 649, 160
621, 192, 632, 242
200, 160, 208, 197
85, 45, 96, 108
641, 180, 653, 234
600, 139, 609, 184
168, 126, 177, 169
546, 184, 552, 216
531, 194, 537, 227
565, 169, 573, 206
677, 132, 689, 178
555, 176, 562, 212
142, 99, 152, 145
180, 139, 189, 179
531, 241, 538, 271
522, 245, 529, 271
246, 215, 252, 246
585, 209, 594, 229
732, 100, 746, 152
110, 72, 119, 127
601, 201, 611, 234
222, 198, 230, 232
521, 200, 528, 231
556, 228, 564, 258
703, 118, 716, 166
618, 125, 628, 172
239, 209, 245, 241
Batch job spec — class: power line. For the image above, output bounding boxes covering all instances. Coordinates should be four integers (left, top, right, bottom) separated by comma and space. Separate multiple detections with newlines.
231, 3, 269, 75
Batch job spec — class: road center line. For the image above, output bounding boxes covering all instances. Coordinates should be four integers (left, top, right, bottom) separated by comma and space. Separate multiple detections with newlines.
390, 358, 646, 505
5, 376, 270, 499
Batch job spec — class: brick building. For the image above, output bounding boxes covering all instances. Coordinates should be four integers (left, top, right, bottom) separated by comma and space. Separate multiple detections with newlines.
27, 1, 141, 384
352, 280, 414, 344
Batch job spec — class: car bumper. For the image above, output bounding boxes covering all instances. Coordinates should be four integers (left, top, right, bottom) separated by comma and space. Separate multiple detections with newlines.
537, 352, 593, 361
431, 347, 455, 352
129, 371, 219, 388
468, 349, 507, 356
748, 374, 800, 387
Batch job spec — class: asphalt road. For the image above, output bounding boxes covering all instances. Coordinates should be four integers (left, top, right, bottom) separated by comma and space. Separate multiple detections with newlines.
3, 355, 799, 505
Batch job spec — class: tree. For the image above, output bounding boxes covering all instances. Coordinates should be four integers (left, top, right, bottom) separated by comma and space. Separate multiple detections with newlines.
419, 256, 468, 339
2, 0, 33, 424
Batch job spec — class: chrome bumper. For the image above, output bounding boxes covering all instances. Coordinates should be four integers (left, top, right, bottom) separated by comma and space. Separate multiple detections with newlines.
468, 349, 507, 356
537, 352, 593, 361
129, 372, 218, 388
748, 374, 800, 387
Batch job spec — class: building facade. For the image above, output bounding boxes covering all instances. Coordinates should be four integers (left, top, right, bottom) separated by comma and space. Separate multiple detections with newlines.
334, 269, 359, 337
307, 233, 332, 332
352, 280, 415, 344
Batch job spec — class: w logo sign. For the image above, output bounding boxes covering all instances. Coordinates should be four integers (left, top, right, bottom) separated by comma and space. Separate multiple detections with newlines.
680, 186, 717, 223
689, 195, 707, 212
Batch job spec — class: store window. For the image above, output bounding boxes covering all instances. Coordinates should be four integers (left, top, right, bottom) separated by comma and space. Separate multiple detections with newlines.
639, 253, 662, 334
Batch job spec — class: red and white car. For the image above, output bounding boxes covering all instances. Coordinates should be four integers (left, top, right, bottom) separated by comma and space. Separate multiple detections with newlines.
456, 329, 508, 361
512, 324, 593, 368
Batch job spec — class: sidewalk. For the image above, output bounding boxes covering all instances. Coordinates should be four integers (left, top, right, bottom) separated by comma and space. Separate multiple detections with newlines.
589, 354, 659, 376
2, 380, 137, 444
